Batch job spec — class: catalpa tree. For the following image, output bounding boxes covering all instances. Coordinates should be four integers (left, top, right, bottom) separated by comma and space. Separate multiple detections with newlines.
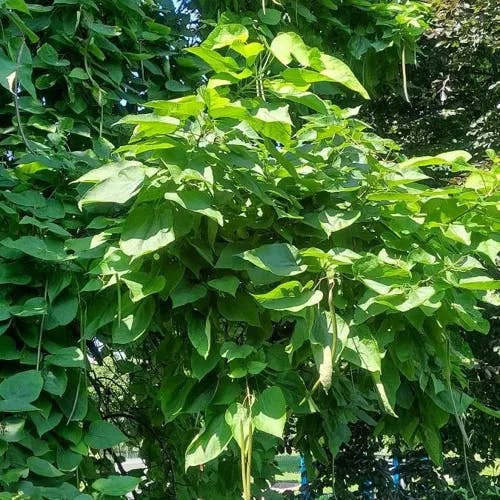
74, 24, 499, 499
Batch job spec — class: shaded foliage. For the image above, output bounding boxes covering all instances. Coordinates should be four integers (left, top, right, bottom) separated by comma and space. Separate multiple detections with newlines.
366, 0, 499, 157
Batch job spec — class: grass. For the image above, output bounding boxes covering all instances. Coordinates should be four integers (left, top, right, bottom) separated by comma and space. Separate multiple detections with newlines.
274, 455, 335, 498
275, 454, 301, 483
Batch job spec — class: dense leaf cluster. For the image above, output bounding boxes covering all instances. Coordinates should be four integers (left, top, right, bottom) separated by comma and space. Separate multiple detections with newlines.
366, 0, 499, 157
76, 25, 498, 499
0, 1, 498, 499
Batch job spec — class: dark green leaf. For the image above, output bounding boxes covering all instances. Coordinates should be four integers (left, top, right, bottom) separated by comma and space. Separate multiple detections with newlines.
84, 421, 127, 449
171, 281, 207, 308
92, 476, 141, 496
0, 336, 20, 360
252, 281, 323, 312
241, 243, 306, 276
258, 8, 282, 25
187, 311, 211, 359
27, 457, 63, 477
0, 370, 43, 402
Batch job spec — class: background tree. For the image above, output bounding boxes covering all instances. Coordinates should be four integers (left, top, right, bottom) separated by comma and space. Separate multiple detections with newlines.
366, 0, 499, 157
0, 0, 193, 497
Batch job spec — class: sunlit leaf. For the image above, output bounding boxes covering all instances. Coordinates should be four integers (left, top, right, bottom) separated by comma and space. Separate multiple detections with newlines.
252, 281, 322, 312
185, 413, 232, 470
252, 386, 286, 438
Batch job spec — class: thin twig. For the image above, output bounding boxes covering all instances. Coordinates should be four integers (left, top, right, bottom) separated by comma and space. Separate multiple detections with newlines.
36, 279, 49, 371
13, 40, 34, 153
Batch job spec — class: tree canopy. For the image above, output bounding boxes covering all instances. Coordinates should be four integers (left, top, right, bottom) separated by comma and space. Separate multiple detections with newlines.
0, 1, 498, 499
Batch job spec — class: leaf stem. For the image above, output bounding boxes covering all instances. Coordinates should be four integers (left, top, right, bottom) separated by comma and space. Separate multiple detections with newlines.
13, 39, 34, 153
36, 279, 48, 371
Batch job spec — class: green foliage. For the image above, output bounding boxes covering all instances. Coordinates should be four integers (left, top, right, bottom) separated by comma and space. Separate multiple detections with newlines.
368, 0, 499, 157
193, 0, 430, 94
75, 23, 498, 498
92, 475, 141, 496
0, 0, 191, 497
0, 1, 497, 498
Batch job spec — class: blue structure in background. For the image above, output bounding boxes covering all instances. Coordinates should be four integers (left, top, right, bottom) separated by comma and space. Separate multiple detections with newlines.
298, 455, 407, 498
360, 480, 375, 499
299, 456, 311, 500
391, 456, 401, 487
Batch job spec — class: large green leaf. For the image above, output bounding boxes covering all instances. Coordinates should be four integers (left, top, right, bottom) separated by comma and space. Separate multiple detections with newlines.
268, 81, 329, 114
270, 32, 310, 66
57, 448, 83, 472
170, 281, 207, 308
42, 366, 67, 397
225, 403, 252, 450
0, 400, 39, 412
160, 375, 196, 423
27, 457, 63, 478
10, 297, 47, 317
217, 292, 261, 326
457, 276, 500, 290
0, 417, 25, 443
252, 386, 286, 438
92, 476, 141, 496
122, 272, 166, 302
421, 424, 443, 466
45, 295, 78, 329
120, 205, 177, 257
207, 275, 240, 296
1, 236, 66, 261
84, 421, 127, 449
398, 151, 472, 169
164, 191, 223, 226
112, 298, 155, 344
0, 336, 20, 360
220, 341, 254, 361
258, 8, 282, 25
185, 413, 232, 470
248, 104, 292, 144
475, 238, 500, 265
252, 281, 323, 312
191, 349, 220, 380
45, 347, 85, 368
0, 370, 43, 402
309, 51, 369, 99
241, 243, 306, 276
145, 96, 205, 118
202, 24, 249, 49
372, 371, 398, 418
343, 330, 381, 372
0, 262, 31, 285
31, 409, 63, 437
304, 209, 361, 237
187, 311, 211, 359
79, 165, 145, 207
115, 114, 180, 137
186, 47, 240, 73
